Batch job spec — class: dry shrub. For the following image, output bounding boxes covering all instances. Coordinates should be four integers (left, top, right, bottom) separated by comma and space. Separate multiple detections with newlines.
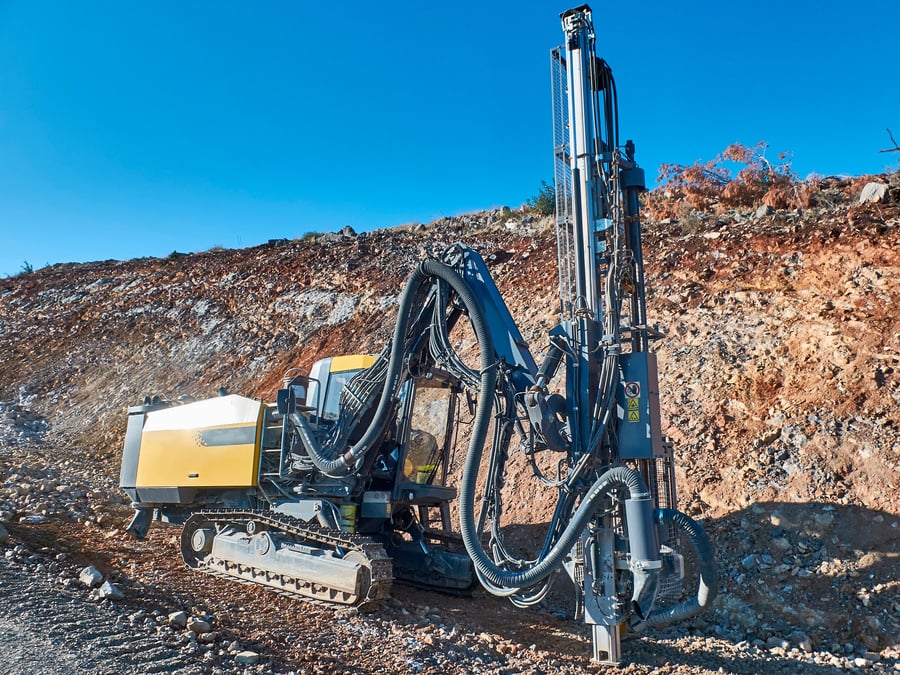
644, 142, 804, 220
676, 202, 705, 235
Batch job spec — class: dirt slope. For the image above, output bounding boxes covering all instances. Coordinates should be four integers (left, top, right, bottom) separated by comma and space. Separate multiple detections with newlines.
0, 182, 898, 673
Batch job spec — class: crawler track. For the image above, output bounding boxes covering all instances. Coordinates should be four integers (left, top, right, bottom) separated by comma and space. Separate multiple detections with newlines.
180, 509, 392, 609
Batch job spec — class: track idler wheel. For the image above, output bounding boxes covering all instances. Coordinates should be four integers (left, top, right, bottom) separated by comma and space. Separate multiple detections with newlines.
181, 514, 215, 569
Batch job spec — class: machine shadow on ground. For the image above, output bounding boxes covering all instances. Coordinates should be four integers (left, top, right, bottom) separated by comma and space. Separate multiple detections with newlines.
496, 500, 898, 657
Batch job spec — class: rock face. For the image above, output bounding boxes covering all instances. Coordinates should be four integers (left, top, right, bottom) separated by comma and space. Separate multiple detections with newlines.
0, 188, 898, 673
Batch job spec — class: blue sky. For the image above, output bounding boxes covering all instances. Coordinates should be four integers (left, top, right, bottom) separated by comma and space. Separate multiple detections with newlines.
1, 1, 898, 277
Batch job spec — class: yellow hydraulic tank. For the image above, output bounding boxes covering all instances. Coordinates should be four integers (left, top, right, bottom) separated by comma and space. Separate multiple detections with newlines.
135, 394, 265, 488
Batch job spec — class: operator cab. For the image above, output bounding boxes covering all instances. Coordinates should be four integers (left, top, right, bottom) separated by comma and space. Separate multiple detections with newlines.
293, 355, 458, 490
305, 354, 378, 422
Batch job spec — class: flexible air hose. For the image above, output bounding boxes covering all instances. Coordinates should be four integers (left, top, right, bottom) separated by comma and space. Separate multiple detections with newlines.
462, 461, 652, 589
632, 508, 718, 631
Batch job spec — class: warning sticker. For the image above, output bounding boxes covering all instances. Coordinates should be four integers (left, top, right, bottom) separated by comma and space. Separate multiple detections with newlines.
626, 397, 639, 410
624, 381, 641, 398
627, 410, 640, 423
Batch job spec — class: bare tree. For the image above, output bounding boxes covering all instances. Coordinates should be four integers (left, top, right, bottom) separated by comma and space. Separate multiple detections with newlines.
880, 128, 900, 154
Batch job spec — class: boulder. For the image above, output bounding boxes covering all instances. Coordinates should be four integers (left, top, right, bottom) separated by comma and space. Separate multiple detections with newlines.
858, 181, 888, 204
79, 565, 103, 588
187, 618, 212, 634
235, 651, 260, 665
98, 580, 124, 600
168, 610, 188, 628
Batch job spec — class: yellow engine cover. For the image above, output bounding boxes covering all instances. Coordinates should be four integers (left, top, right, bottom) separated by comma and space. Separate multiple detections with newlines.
135, 395, 264, 488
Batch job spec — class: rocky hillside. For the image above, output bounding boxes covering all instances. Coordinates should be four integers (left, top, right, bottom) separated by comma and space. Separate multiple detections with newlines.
0, 176, 898, 673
